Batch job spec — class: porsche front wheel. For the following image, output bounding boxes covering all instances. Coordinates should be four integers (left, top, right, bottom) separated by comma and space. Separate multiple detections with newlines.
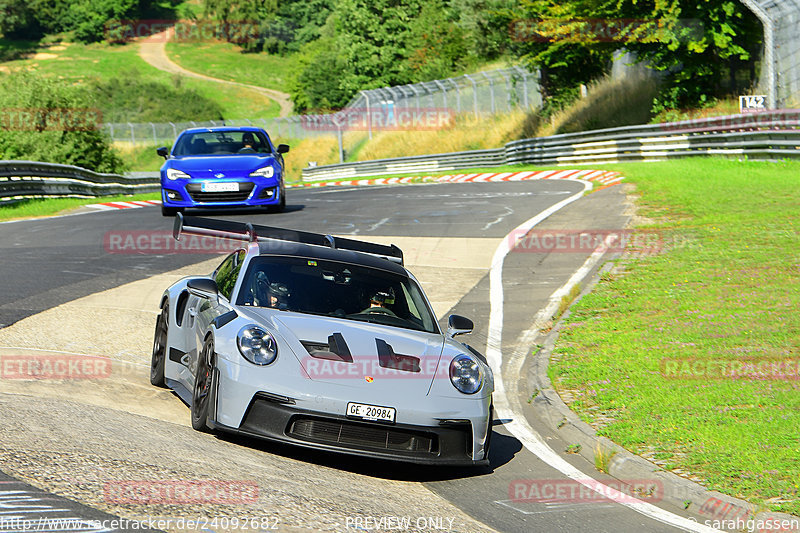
150, 303, 168, 387
191, 337, 216, 432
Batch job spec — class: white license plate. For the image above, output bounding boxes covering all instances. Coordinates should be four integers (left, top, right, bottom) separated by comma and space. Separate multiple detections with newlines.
201, 181, 239, 192
346, 402, 396, 423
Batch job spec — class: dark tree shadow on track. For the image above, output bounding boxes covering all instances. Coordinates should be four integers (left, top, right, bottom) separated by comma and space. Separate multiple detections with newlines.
179, 204, 305, 218
213, 427, 523, 482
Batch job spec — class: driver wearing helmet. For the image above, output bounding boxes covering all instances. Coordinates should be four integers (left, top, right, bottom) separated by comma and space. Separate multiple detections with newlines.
253, 271, 290, 309
362, 288, 396, 316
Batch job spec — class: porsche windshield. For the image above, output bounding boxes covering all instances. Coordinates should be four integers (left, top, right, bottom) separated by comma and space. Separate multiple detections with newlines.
237, 257, 438, 334
173, 130, 273, 156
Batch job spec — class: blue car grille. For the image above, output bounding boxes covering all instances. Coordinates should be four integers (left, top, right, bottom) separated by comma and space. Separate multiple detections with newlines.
186, 182, 255, 203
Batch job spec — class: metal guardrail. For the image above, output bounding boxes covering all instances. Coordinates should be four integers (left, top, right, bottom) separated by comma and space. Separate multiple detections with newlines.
0, 161, 159, 203
302, 112, 800, 180
302, 148, 505, 180
4, 112, 799, 201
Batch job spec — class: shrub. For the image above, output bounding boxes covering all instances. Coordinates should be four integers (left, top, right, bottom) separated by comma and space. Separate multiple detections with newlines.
0, 72, 125, 173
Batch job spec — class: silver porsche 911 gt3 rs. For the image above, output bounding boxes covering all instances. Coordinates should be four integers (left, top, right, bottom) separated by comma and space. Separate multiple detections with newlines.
151, 215, 494, 465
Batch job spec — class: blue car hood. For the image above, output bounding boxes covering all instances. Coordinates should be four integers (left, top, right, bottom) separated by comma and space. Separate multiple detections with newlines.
169, 155, 276, 176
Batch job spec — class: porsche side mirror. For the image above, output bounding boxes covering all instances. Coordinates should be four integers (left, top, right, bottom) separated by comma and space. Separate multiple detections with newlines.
277, 144, 290, 154
156, 146, 169, 159
187, 278, 219, 301
447, 314, 474, 338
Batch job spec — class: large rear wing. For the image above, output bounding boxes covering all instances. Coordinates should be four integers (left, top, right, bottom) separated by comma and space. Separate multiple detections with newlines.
173, 214, 404, 265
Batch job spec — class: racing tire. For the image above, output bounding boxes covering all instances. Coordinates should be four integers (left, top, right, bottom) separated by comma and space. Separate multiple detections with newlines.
268, 193, 286, 213
191, 337, 216, 432
150, 303, 169, 387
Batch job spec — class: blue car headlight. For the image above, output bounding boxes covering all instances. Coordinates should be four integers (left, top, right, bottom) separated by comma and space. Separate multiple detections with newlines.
166, 168, 190, 180
249, 166, 275, 178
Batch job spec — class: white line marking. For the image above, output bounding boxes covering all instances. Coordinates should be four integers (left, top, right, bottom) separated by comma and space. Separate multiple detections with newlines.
486, 178, 721, 532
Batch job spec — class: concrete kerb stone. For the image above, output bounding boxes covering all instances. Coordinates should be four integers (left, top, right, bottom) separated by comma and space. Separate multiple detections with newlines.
523, 258, 798, 532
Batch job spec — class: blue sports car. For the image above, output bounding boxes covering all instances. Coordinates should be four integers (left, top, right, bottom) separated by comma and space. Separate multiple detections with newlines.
157, 127, 290, 217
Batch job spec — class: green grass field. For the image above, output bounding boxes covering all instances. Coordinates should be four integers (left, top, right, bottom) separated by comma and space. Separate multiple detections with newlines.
0, 41, 279, 119
166, 41, 297, 93
0, 193, 160, 222
549, 158, 800, 516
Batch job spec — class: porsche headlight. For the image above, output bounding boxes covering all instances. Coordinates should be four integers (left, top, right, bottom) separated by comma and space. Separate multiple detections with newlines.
237, 326, 278, 366
450, 354, 483, 394
166, 168, 190, 180
249, 166, 275, 178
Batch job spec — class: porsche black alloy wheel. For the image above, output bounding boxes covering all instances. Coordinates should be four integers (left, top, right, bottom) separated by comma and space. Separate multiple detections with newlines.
150, 304, 168, 387
191, 337, 215, 432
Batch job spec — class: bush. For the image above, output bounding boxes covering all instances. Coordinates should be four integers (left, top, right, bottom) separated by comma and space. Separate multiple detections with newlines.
519, 73, 660, 138
0, 72, 125, 173
88, 70, 225, 123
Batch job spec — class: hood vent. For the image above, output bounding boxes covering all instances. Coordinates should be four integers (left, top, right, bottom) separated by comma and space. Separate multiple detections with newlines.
376, 339, 420, 373
301, 332, 353, 363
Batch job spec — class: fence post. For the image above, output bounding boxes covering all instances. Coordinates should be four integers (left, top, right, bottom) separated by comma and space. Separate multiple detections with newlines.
482, 72, 496, 114
464, 74, 478, 119
498, 71, 512, 111
151, 123, 158, 145
128, 122, 135, 147
169, 122, 177, 139
513, 66, 530, 109
434, 80, 447, 111
450, 79, 461, 114
337, 124, 344, 163
363, 91, 372, 139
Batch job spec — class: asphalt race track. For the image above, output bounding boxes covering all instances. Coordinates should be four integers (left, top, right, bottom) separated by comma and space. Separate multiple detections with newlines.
0, 181, 717, 533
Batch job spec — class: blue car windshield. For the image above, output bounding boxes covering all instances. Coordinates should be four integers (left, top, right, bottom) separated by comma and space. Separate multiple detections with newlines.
237, 256, 439, 334
173, 131, 273, 156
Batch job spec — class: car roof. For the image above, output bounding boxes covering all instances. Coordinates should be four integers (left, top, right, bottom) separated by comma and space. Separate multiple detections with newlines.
255, 241, 408, 276
180, 126, 267, 134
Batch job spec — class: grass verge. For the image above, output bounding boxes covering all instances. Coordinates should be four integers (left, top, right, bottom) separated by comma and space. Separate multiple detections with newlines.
549, 157, 800, 516
166, 41, 296, 93
0, 193, 160, 222
0, 41, 279, 120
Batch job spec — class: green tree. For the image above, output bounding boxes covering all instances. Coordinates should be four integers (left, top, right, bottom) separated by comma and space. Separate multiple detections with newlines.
614, 0, 762, 109
0, 0, 157, 42
510, 0, 616, 105
406, 0, 469, 80
334, 0, 423, 95
451, 0, 514, 60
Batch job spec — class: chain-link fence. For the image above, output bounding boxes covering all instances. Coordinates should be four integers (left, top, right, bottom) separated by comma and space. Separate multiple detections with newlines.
102, 118, 328, 146
743, 0, 800, 108
766, 0, 800, 107
102, 67, 541, 146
